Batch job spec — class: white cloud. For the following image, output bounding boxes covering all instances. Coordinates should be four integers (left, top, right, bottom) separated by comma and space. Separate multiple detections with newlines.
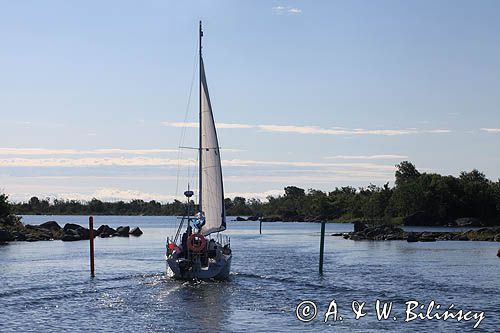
226, 189, 284, 200
0, 148, 178, 155
0, 157, 191, 167
272, 6, 302, 15
8, 186, 284, 203
12, 121, 65, 129
225, 171, 393, 184
424, 129, 451, 133
18, 188, 177, 202
259, 124, 412, 135
90, 188, 175, 202
162, 121, 451, 136
325, 154, 408, 160
0, 157, 397, 172
163, 122, 253, 129
480, 128, 500, 133
222, 159, 396, 171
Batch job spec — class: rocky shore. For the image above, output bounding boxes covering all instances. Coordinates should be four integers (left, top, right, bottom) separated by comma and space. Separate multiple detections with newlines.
333, 222, 500, 242
0, 215, 142, 243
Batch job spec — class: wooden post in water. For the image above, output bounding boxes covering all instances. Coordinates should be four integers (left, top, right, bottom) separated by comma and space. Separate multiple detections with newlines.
259, 219, 262, 234
89, 216, 95, 277
319, 221, 326, 274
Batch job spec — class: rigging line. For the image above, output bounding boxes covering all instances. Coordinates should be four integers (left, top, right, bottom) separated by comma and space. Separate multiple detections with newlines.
194, 150, 199, 204
175, 42, 198, 200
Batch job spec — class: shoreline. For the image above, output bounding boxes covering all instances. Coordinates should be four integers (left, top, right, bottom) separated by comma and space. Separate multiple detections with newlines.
0, 215, 142, 243
337, 223, 500, 242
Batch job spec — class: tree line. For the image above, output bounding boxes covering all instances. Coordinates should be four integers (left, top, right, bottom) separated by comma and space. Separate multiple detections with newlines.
4, 162, 500, 225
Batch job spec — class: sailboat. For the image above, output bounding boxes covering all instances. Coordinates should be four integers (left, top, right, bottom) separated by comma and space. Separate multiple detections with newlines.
165, 22, 232, 280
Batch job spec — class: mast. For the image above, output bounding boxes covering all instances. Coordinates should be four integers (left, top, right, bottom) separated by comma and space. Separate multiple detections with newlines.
198, 21, 203, 213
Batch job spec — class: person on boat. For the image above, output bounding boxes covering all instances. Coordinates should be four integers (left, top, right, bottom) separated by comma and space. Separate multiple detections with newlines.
207, 238, 217, 258
193, 211, 206, 232
181, 225, 192, 258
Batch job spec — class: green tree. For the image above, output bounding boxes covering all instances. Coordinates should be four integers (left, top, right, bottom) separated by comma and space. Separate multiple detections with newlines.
284, 186, 305, 199
395, 161, 420, 186
0, 193, 11, 217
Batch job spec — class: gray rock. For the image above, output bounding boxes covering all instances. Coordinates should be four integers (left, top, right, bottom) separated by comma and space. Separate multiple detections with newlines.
75, 227, 90, 239
353, 221, 367, 232
39, 221, 61, 231
96, 225, 115, 238
455, 217, 482, 227
114, 226, 130, 237
260, 216, 281, 222
63, 223, 82, 231
349, 234, 363, 241
384, 234, 400, 240
61, 229, 81, 241
407, 233, 420, 242
0, 229, 14, 242
12, 231, 27, 241
129, 227, 143, 236
60, 225, 91, 241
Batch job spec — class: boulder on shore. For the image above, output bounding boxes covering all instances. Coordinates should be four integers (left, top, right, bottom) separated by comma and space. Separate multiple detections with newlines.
63, 223, 82, 232
12, 231, 26, 241
114, 226, 130, 237
260, 215, 281, 222
96, 225, 116, 238
60, 223, 92, 241
0, 229, 14, 242
129, 227, 143, 236
61, 229, 81, 241
39, 221, 61, 232
455, 217, 482, 227
353, 221, 367, 232
342, 225, 500, 242
346, 224, 407, 241
0, 216, 145, 243
235, 217, 246, 221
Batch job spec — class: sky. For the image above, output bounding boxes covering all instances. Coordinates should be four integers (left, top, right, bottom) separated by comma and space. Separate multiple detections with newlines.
1, 0, 500, 202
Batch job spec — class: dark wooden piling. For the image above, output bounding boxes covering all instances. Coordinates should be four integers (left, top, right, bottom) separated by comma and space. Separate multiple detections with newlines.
259, 220, 262, 234
89, 216, 95, 277
319, 221, 326, 274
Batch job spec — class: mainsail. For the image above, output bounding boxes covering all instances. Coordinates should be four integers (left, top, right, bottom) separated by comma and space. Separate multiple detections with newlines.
199, 57, 226, 236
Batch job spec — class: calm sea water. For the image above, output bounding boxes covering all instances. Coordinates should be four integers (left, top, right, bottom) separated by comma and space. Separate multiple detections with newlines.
1, 216, 498, 332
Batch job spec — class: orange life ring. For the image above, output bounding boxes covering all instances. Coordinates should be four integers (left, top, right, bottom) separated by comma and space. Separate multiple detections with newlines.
187, 233, 206, 252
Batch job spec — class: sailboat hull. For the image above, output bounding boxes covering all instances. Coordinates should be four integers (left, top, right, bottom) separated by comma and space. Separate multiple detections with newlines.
166, 253, 232, 281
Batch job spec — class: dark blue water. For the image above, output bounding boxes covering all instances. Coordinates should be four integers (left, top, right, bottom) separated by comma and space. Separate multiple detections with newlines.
1, 216, 498, 332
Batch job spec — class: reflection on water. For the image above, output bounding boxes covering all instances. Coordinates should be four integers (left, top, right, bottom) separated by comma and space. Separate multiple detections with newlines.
0, 216, 498, 332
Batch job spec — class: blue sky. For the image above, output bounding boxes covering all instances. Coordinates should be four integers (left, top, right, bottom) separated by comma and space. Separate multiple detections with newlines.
1, 0, 500, 202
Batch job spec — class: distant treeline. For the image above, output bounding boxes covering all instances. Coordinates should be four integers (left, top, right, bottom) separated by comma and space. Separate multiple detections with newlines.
3, 162, 500, 225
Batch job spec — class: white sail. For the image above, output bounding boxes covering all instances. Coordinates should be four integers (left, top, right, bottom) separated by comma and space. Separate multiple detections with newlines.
200, 57, 226, 236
